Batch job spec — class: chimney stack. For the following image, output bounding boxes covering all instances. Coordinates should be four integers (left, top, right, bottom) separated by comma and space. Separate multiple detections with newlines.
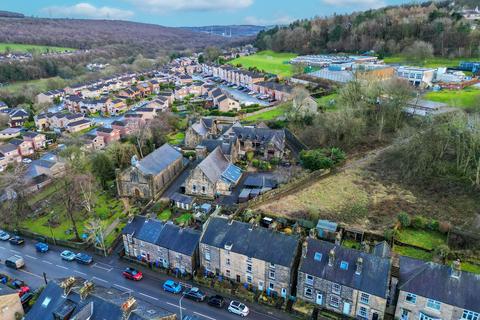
451, 259, 461, 278
356, 257, 363, 275
302, 240, 308, 259
328, 248, 335, 267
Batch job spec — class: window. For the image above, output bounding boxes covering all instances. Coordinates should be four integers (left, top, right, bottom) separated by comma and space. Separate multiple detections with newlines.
405, 293, 416, 304
226, 258, 230, 266
305, 274, 314, 286
304, 287, 313, 298
269, 283, 274, 290
246, 263, 252, 273
360, 293, 370, 305
270, 262, 275, 268
246, 275, 252, 283
332, 283, 341, 294
269, 270, 275, 280
426, 299, 441, 311
192, 185, 197, 192
462, 310, 480, 320
340, 261, 349, 270
314, 252, 322, 261
204, 250, 211, 261
225, 269, 230, 277
401, 309, 410, 320
202, 186, 206, 193
329, 296, 339, 308
358, 306, 368, 318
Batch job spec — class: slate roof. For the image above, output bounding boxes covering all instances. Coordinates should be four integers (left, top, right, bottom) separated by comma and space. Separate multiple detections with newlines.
67, 119, 91, 127
257, 81, 293, 93
122, 216, 201, 256
0, 143, 18, 153
398, 256, 480, 312
243, 175, 278, 189
201, 217, 300, 267
25, 277, 174, 320
9, 138, 26, 146
231, 126, 285, 151
197, 147, 229, 183
96, 127, 114, 133
299, 238, 391, 298
23, 131, 42, 139
170, 192, 195, 205
136, 143, 182, 176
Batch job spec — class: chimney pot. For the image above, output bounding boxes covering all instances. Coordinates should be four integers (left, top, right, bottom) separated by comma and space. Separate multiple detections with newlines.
452, 259, 461, 278
356, 257, 363, 275
328, 248, 335, 267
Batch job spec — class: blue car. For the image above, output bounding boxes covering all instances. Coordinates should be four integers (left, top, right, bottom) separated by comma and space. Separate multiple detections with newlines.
75, 253, 93, 265
60, 250, 76, 261
163, 280, 182, 294
35, 242, 49, 253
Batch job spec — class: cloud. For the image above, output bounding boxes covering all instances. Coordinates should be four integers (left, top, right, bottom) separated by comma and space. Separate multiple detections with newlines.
126, 0, 254, 13
41, 2, 134, 20
320, 0, 386, 9
244, 15, 295, 26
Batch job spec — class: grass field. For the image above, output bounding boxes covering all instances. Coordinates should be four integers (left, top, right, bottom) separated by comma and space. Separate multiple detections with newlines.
396, 228, 447, 251
167, 132, 185, 145
393, 245, 434, 261
228, 50, 298, 77
242, 103, 289, 122
424, 86, 480, 110
383, 55, 480, 68
316, 93, 339, 112
0, 43, 74, 54
0, 77, 65, 94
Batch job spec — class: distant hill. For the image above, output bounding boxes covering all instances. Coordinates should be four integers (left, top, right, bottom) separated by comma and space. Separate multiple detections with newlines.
0, 11, 24, 18
183, 25, 266, 38
0, 17, 232, 55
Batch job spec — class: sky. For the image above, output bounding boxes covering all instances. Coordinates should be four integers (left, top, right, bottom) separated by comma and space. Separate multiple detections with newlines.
2, 0, 413, 27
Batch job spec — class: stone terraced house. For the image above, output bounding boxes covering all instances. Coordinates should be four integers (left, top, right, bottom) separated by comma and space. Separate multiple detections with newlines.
199, 216, 300, 297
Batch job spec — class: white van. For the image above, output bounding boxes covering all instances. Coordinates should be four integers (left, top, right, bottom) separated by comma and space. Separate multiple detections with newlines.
5, 255, 25, 269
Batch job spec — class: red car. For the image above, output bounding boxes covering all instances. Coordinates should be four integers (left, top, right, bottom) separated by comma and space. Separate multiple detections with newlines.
122, 267, 143, 281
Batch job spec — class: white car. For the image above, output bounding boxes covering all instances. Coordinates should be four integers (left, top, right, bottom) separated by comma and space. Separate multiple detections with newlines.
22, 158, 32, 164
0, 231, 10, 241
228, 301, 249, 317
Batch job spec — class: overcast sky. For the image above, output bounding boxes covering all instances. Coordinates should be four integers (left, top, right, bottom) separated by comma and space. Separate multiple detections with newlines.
3, 0, 413, 27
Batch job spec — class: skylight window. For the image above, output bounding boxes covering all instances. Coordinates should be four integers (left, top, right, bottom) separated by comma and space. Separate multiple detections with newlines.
340, 261, 349, 270
314, 252, 322, 261
41, 297, 51, 308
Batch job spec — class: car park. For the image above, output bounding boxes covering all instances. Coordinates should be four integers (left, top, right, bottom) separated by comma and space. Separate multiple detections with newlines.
207, 295, 225, 308
75, 253, 93, 264
183, 287, 206, 302
5, 256, 25, 269
35, 242, 49, 253
122, 267, 143, 281
60, 250, 76, 261
228, 300, 249, 317
162, 279, 182, 294
9, 236, 25, 245
0, 231, 10, 241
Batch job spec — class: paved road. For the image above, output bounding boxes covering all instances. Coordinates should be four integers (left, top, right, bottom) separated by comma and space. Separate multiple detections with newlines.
0, 239, 294, 320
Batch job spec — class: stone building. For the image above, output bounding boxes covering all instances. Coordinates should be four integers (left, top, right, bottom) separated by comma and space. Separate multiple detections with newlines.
200, 216, 300, 297
185, 147, 242, 199
122, 216, 201, 275
116, 143, 184, 200
297, 238, 391, 319
394, 257, 480, 320
184, 117, 218, 148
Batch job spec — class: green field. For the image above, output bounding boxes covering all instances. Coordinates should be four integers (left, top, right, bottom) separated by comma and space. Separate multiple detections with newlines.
0, 43, 74, 54
242, 103, 288, 122
383, 55, 480, 68
424, 86, 480, 110
396, 228, 447, 251
0, 77, 66, 95
229, 50, 298, 77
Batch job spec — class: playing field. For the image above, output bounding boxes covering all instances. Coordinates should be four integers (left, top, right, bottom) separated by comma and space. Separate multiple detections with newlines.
228, 50, 298, 77
424, 86, 480, 110
383, 55, 480, 68
0, 43, 74, 54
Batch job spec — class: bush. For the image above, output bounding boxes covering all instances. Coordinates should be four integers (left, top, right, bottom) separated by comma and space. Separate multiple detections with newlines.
427, 219, 439, 231
411, 215, 428, 230
384, 229, 398, 241
433, 244, 450, 260
438, 221, 452, 234
398, 212, 411, 228
299, 147, 345, 171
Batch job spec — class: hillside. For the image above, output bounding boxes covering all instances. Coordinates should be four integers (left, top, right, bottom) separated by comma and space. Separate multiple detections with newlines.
255, 0, 480, 58
0, 17, 231, 55
183, 25, 266, 38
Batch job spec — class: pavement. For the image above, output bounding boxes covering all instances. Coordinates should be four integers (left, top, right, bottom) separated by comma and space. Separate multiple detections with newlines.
0, 238, 296, 320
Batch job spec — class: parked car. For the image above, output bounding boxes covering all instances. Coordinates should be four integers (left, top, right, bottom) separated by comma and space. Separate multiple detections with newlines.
5, 256, 25, 269
183, 287, 206, 302
21, 158, 32, 164
162, 280, 182, 294
20, 292, 33, 305
35, 242, 49, 253
122, 267, 143, 281
0, 231, 10, 241
207, 295, 225, 308
228, 301, 249, 317
60, 250, 76, 261
75, 253, 93, 264
9, 236, 25, 245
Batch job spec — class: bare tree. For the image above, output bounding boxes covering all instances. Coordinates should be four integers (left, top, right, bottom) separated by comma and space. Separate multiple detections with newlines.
77, 173, 97, 214
0, 164, 29, 225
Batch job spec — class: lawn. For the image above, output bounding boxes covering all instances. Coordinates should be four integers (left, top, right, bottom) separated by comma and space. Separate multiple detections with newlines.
0, 77, 65, 94
167, 132, 185, 145
316, 93, 339, 112
0, 43, 74, 54
424, 87, 480, 110
393, 245, 434, 261
242, 103, 288, 122
158, 209, 172, 221
396, 228, 447, 251
383, 55, 480, 68
228, 50, 298, 78
175, 213, 193, 225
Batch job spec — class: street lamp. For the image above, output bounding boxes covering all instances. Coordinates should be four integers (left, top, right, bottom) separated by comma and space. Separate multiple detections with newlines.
179, 293, 185, 320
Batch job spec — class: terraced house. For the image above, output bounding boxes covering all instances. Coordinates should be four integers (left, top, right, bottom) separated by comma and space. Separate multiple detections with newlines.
200, 217, 300, 297
122, 216, 201, 274
395, 257, 480, 320
297, 239, 391, 319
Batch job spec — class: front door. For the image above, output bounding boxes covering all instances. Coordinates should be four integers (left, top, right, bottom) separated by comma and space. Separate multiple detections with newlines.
236, 275, 241, 282
316, 293, 323, 305
343, 302, 351, 315
258, 281, 264, 291
373, 313, 379, 320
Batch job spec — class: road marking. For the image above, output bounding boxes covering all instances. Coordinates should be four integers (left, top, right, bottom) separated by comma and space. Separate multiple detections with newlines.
166, 302, 186, 310
10, 249, 20, 254
138, 292, 159, 300
194, 312, 217, 320
19, 269, 43, 279
42, 260, 53, 265
113, 284, 131, 291
93, 263, 112, 272
25, 255, 38, 260
93, 276, 108, 283
250, 310, 279, 320
0, 246, 5, 249
55, 264, 69, 270
74, 270, 87, 276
